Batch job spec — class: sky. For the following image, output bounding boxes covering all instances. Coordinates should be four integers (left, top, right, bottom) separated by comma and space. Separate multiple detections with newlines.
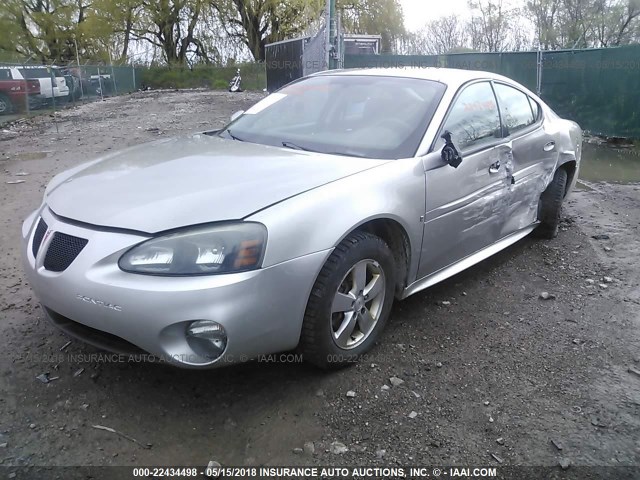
399, 0, 473, 32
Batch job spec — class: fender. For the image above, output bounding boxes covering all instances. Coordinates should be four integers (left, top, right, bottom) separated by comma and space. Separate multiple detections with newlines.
247, 156, 426, 284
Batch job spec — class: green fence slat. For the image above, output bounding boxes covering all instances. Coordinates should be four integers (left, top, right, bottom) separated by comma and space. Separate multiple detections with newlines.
344, 45, 640, 138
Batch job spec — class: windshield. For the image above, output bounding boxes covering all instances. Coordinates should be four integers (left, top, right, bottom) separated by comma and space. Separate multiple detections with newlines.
220, 75, 445, 159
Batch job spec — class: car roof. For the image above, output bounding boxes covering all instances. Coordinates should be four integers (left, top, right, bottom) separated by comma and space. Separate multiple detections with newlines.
0, 65, 61, 69
312, 67, 520, 89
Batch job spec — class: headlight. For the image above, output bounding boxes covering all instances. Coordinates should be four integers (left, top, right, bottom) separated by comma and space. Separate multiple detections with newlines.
119, 223, 267, 276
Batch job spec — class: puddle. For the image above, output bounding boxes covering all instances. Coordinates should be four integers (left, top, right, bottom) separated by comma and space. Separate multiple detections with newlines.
579, 143, 640, 184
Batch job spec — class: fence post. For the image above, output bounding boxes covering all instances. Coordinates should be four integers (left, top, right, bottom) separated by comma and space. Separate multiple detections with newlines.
536, 48, 543, 97
22, 63, 30, 117
49, 66, 59, 134
111, 64, 118, 95
97, 67, 104, 101
74, 39, 85, 102
68, 63, 76, 108
77, 66, 85, 102
132, 66, 136, 91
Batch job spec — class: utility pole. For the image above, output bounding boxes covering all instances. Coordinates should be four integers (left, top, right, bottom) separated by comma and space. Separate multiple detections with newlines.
326, 0, 337, 70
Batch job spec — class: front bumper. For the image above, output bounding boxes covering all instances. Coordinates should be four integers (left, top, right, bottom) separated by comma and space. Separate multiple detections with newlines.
21, 206, 330, 368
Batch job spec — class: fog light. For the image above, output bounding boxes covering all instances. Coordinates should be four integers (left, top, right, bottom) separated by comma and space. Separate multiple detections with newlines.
186, 320, 227, 360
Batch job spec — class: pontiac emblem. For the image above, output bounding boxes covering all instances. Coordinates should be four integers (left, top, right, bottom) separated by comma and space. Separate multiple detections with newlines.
76, 294, 122, 312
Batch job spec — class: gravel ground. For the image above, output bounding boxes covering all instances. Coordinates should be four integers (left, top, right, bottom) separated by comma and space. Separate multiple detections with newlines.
1, 90, 639, 479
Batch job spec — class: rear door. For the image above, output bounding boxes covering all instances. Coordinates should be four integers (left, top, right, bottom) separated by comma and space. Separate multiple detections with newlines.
492, 82, 557, 235
418, 81, 512, 278
19, 68, 53, 98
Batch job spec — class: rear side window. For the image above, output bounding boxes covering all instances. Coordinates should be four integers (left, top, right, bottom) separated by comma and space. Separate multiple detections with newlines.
494, 83, 536, 135
0, 70, 10, 80
442, 81, 501, 151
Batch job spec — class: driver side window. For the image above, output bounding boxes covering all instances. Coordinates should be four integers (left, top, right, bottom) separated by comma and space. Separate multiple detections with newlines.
442, 82, 501, 152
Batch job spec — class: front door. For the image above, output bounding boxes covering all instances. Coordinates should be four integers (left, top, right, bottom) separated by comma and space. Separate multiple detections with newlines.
418, 81, 512, 278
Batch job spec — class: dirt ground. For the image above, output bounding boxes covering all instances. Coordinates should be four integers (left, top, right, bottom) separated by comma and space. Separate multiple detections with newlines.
1, 90, 639, 479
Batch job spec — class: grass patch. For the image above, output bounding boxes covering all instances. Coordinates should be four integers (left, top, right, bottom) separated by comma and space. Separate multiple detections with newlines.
140, 63, 266, 91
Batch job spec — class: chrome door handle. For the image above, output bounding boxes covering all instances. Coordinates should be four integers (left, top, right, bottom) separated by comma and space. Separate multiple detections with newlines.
489, 161, 501, 174
544, 141, 556, 152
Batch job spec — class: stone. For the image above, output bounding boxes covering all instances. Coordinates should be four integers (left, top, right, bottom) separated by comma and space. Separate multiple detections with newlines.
330, 441, 348, 455
389, 376, 404, 387
303, 442, 315, 456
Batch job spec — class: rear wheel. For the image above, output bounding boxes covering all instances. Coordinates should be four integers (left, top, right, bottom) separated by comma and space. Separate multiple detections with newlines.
300, 232, 396, 369
535, 168, 568, 239
0, 94, 13, 115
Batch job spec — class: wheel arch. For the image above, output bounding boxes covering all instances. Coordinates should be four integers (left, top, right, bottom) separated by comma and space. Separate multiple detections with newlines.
337, 216, 412, 298
0, 92, 13, 114
558, 160, 577, 197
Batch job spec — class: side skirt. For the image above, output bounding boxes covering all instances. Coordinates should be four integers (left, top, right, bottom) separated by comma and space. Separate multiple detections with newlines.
401, 225, 537, 300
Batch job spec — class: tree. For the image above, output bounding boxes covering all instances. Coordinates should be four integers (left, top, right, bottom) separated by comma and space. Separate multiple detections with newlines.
422, 15, 466, 54
527, 0, 640, 49
0, 0, 94, 63
85, 0, 145, 62
212, 0, 323, 61
396, 16, 468, 55
129, 0, 208, 64
591, 0, 640, 46
468, 0, 509, 52
527, 0, 560, 49
339, 0, 405, 53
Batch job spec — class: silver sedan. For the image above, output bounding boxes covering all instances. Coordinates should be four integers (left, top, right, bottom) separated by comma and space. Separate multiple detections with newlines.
21, 68, 582, 368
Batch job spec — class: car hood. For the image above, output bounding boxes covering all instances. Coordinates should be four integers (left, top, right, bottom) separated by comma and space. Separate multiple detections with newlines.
46, 133, 388, 233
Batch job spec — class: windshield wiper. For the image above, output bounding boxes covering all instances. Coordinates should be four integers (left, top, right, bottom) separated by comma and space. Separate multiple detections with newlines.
281, 141, 314, 152
221, 129, 244, 142
326, 151, 369, 158
282, 141, 369, 158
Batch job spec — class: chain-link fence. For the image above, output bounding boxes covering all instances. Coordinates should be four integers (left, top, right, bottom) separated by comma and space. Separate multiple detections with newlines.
0, 62, 141, 120
6, 45, 638, 139
344, 44, 640, 139
0, 61, 266, 124
303, 25, 328, 76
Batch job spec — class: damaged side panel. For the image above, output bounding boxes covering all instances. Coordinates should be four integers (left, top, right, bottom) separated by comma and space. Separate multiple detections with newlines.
500, 122, 558, 235
418, 144, 510, 278
417, 106, 582, 282
501, 111, 581, 237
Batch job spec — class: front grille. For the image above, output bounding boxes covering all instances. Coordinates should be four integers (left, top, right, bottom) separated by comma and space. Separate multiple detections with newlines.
32, 218, 48, 257
43, 232, 88, 272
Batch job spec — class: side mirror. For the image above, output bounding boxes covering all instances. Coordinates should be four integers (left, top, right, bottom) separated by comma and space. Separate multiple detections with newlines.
230, 110, 244, 122
441, 131, 463, 168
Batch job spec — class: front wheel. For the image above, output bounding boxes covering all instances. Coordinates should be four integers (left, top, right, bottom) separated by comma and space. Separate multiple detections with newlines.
299, 232, 396, 369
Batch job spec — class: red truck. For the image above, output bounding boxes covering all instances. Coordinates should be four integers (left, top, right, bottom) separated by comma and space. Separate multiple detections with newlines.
0, 69, 42, 115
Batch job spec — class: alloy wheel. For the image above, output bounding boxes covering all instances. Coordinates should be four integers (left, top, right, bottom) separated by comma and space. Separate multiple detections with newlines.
330, 259, 386, 349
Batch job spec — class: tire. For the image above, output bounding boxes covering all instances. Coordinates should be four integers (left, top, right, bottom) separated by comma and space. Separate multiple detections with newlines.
535, 168, 568, 239
299, 231, 396, 369
0, 94, 13, 115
